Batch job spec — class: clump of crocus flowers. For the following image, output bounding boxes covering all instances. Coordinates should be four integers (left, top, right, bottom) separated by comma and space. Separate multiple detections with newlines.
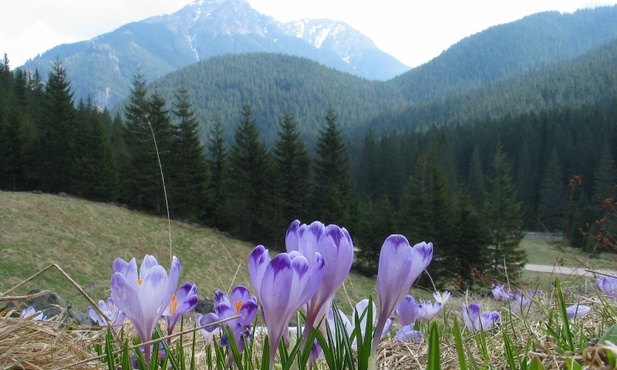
93, 219, 435, 369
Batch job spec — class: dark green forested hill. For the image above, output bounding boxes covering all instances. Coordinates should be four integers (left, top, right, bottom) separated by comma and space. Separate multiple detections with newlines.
389, 6, 617, 103
127, 31, 617, 145
125, 53, 408, 144
368, 37, 617, 133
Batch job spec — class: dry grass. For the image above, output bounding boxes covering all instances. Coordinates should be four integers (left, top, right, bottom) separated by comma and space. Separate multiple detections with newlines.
0, 191, 375, 314
0, 314, 105, 369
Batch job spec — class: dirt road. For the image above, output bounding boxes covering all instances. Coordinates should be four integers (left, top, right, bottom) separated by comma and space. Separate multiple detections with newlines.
524, 264, 614, 277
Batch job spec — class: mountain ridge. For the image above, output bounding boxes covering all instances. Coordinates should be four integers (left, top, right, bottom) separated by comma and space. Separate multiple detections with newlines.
20, 0, 408, 108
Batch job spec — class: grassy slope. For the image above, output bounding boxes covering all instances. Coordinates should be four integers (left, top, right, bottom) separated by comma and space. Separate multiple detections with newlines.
2, 190, 614, 311
0, 191, 375, 311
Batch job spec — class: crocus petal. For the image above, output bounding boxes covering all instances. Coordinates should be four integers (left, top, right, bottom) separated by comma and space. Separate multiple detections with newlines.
111, 272, 147, 340
376, 235, 413, 322
433, 291, 451, 304
196, 313, 218, 346
374, 236, 432, 352
239, 300, 258, 327
598, 276, 617, 299
113, 258, 138, 284
163, 256, 181, 310
259, 254, 295, 353
394, 325, 424, 343
251, 248, 324, 368
297, 221, 354, 332
352, 299, 376, 335
566, 304, 591, 319
397, 295, 419, 326
480, 311, 500, 330
248, 245, 270, 298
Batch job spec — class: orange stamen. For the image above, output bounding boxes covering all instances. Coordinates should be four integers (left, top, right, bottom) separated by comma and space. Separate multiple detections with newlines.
170, 294, 178, 315
137, 278, 143, 286
235, 300, 242, 314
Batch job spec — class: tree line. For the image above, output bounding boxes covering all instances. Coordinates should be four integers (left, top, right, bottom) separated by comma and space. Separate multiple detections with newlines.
2, 56, 616, 290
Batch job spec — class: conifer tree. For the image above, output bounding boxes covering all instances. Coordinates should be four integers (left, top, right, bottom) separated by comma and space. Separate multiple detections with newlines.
452, 190, 491, 291
170, 86, 208, 222
122, 72, 150, 207
205, 119, 228, 230
356, 196, 397, 275
591, 142, 617, 215
467, 145, 486, 210
39, 61, 77, 193
312, 107, 355, 227
0, 55, 25, 190
537, 148, 567, 232
358, 130, 379, 197
227, 104, 273, 242
145, 91, 174, 215
483, 145, 526, 281
72, 98, 119, 201
272, 110, 312, 245
123, 73, 173, 214
399, 150, 457, 288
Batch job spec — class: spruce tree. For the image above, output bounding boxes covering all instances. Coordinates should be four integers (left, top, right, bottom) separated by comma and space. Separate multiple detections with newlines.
483, 145, 526, 281
39, 61, 77, 193
591, 142, 617, 215
537, 148, 567, 232
205, 119, 228, 230
452, 190, 491, 291
312, 107, 355, 227
399, 151, 457, 288
356, 196, 397, 275
145, 91, 174, 215
227, 104, 273, 242
122, 72, 150, 208
467, 145, 486, 211
170, 86, 209, 222
72, 98, 119, 201
272, 110, 312, 244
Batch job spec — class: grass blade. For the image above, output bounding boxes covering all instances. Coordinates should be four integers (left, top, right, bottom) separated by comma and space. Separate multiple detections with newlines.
452, 317, 467, 370
427, 321, 440, 370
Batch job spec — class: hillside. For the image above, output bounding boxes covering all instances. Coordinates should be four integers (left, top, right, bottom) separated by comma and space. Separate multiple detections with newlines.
0, 191, 375, 311
389, 6, 617, 103
138, 53, 407, 144
368, 36, 617, 132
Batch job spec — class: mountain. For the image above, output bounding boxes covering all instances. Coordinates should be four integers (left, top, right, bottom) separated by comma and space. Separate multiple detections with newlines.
19, 0, 409, 108
389, 6, 617, 104
136, 8, 617, 144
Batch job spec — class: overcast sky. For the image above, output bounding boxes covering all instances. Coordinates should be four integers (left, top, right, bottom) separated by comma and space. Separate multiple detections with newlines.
2, 0, 616, 68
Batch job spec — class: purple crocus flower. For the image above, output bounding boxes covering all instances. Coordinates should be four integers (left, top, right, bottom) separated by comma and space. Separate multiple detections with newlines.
418, 300, 443, 321
396, 295, 420, 326
87, 297, 126, 332
433, 291, 451, 304
163, 281, 198, 337
566, 304, 591, 319
248, 245, 325, 370
393, 325, 424, 343
462, 303, 500, 332
285, 220, 354, 340
110, 255, 180, 364
20, 306, 46, 321
195, 312, 219, 346
510, 291, 532, 313
373, 236, 433, 351
598, 275, 617, 299
201, 285, 258, 353
491, 284, 513, 301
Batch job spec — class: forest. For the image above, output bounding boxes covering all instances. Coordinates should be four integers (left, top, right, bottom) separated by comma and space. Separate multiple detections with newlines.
1, 54, 616, 290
